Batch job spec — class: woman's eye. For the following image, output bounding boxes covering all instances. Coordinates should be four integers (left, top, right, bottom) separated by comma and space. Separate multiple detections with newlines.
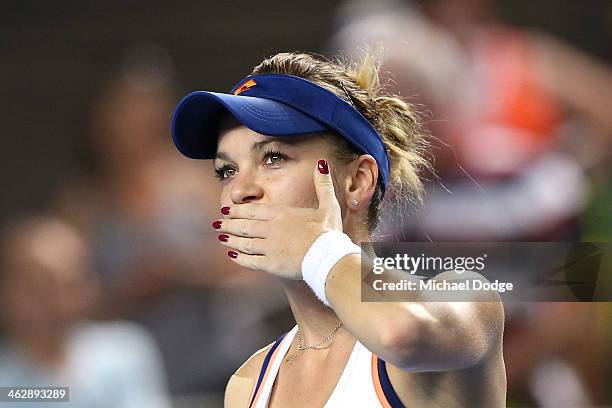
214, 166, 237, 181
263, 151, 287, 166
214, 151, 286, 181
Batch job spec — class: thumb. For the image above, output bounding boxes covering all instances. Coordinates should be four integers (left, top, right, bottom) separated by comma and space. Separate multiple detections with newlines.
314, 159, 341, 212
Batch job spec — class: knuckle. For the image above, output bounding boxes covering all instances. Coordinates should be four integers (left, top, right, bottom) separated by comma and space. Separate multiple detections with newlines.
245, 238, 253, 253
240, 221, 249, 236
322, 185, 335, 195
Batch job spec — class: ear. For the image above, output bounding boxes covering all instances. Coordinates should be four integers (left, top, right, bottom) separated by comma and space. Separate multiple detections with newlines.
346, 154, 378, 209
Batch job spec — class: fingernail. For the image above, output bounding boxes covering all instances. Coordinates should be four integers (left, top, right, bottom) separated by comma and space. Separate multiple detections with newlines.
212, 220, 222, 229
221, 207, 230, 215
317, 160, 329, 174
228, 250, 238, 259
218, 234, 229, 242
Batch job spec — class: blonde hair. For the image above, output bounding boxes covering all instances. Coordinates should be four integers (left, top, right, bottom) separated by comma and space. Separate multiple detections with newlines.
252, 52, 430, 231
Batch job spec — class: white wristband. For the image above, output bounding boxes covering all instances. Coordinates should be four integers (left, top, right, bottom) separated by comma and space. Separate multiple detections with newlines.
301, 230, 361, 307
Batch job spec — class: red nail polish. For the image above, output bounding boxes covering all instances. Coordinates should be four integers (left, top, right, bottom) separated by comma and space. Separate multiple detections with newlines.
228, 250, 238, 258
317, 160, 329, 174
221, 207, 230, 215
212, 220, 222, 229
218, 234, 229, 242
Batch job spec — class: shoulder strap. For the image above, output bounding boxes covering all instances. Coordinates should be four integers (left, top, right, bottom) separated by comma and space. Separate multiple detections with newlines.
248, 333, 287, 408
371, 354, 407, 408
249, 326, 297, 408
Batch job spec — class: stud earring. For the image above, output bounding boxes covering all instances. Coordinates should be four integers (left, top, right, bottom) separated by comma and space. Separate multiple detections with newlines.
350, 199, 359, 207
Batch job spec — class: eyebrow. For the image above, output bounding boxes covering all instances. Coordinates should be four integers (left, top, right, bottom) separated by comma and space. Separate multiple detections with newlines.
213, 137, 304, 164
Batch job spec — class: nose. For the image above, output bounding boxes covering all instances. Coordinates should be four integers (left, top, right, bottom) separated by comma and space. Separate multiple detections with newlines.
229, 171, 264, 204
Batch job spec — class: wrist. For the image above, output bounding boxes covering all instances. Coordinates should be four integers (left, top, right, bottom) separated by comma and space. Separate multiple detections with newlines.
301, 230, 361, 307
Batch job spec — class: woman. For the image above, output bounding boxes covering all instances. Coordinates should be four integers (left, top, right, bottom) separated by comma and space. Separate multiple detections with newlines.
171, 52, 506, 407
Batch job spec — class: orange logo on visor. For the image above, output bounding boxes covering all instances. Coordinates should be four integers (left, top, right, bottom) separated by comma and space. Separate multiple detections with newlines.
233, 79, 257, 95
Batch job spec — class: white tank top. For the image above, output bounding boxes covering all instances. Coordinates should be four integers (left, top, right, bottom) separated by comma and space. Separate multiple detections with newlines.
249, 326, 405, 408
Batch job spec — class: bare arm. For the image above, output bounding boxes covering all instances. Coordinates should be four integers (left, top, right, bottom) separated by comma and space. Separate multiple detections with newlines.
225, 375, 255, 408
325, 253, 504, 372
224, 342, 273, 408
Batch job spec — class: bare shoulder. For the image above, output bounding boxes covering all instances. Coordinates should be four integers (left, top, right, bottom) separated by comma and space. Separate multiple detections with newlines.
224, 341, 275, 408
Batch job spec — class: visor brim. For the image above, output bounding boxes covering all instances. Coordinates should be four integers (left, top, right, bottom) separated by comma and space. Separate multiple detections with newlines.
172, 91, 329, 159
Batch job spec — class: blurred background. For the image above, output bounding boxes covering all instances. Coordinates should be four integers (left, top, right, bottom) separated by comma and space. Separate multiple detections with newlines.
0, 0, 610, 407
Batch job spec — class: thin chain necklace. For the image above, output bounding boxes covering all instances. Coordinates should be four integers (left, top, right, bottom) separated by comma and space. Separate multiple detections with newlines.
286, 322, 343, 365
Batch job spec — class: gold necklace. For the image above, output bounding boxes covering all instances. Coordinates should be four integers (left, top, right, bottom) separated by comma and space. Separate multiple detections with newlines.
286, 322, 343, 365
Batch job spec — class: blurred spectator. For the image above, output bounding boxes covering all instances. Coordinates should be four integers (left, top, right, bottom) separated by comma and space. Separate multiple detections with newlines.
502, 302, 612, 407
330, 0, 612, 241
54, 46, 291, 395
0, 215, 171, 408
330, 0, 612, 406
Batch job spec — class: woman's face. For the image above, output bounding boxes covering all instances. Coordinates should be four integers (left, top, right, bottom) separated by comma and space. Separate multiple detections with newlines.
214, 125, 344, 210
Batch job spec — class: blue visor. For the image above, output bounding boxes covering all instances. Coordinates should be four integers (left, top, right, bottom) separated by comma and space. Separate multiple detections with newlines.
172, 73, 390, 192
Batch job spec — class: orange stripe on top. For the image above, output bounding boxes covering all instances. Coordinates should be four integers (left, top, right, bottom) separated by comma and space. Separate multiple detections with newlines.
233, 79, 257, 95
371, 354, 393, 408
250, 334, 291, 407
